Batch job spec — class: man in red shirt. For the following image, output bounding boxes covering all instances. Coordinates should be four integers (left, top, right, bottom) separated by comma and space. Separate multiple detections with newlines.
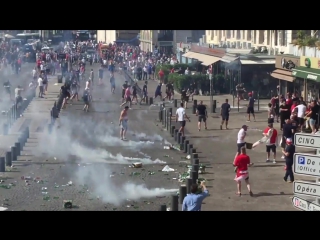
158, 68, 164, 83
263, 123, 278, 163
233, 147, 254, 196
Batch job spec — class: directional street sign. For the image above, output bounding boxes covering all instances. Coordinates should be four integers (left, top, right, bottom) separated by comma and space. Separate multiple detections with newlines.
309, 202, 320, 211
293, 181, 320, 197
292, 196, 320, 211
292, 196, 310, 211
295, 133, 320, 149
294, 153, 320, 177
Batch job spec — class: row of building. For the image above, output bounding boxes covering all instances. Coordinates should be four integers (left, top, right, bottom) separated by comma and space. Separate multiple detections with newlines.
4, 30, 320, 100
136, 30, 320, 101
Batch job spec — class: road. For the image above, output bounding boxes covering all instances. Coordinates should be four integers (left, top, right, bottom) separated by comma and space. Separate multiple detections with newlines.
0, 63, 304, 211
0, 63, 184, 211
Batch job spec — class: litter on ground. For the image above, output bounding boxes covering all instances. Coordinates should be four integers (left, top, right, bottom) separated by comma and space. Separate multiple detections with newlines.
162, 165, 175, 172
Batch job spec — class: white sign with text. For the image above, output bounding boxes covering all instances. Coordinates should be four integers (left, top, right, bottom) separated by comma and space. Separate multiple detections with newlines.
294, 153, 320, 177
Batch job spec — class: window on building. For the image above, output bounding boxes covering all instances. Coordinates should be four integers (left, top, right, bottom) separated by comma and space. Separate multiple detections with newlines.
236, 30, 240, 39
259, 30, 264, 44
247, 30, 251, 41
274, 30, 278, 46
227, 30, 231, 38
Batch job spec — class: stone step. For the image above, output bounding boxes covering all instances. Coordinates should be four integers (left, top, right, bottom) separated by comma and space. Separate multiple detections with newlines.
24, 142, 39, 147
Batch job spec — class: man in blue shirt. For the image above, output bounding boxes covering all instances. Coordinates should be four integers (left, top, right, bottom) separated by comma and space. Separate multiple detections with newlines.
182, 181, 209, 211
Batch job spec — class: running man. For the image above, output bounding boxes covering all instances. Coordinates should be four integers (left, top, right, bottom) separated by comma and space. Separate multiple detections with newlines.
82, 88, 91, 112
121, 81, 128, 103
119, 106, 129, 140
176, 102, 190, 137
140, 81, 148, 104
196, 101, 207, 131
89, 69, 94, 85
98, 65, 104, 85
70, 78, 79, 101
131, 82, 138, 104
233, 147, 254, 196
110, 73, 115, 94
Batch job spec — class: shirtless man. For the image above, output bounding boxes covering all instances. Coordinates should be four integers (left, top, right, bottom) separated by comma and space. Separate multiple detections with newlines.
119, 106, 129, 140
120, 85, 132, 109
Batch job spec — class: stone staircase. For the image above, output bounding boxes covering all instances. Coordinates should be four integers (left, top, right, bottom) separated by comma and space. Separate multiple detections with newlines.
0, 81, 63, 166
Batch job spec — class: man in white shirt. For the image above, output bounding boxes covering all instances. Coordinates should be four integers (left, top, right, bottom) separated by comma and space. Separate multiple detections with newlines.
32, 67, 37, 80
40, 62, 44, 72
237, 125, 248, 153
38, 77, 44, 98
185, 67, 190, 75
15, 85, 23, 106
296, 100, 307, 129
176, 103, 190, 137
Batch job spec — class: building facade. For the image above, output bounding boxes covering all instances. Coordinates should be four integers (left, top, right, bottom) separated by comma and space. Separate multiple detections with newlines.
205, 30, 310, 54
97, 30, 139, 43
140, 30, 205, 53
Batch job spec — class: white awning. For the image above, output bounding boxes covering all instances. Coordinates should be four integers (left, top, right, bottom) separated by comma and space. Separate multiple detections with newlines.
191, 53, 221, 65
182, 51, 196, 58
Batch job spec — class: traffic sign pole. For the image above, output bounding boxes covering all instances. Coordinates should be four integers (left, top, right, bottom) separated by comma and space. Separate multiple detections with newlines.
294, 133, 320, 207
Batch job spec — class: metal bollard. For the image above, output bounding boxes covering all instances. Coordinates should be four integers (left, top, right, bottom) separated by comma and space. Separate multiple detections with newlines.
11, 146, 17, 161
179, 185, 187, 204
5, 151, 11, 166
3, 124, 8, 135
15, 142, 21, 156
168, 108, 172, 115
0, 157, 5, 172
189, 148, 193, 155
174, 129, 179, 141
192, 105, 196, 114
158, 111, 162, 122
177, 132, 182, 144
174, 99, 177, 108
171, 195, 179, 211
171, 126, 175, 136
159, 205, 167, 211
166, 112, 170, 131
193, 158, 199, 165
149, 97, 153, 105
184, 140, 189, 153
192, 148, 196, 154
169, 112, 172, 130
193, 153, 198, 159
186, 178, 193, 193
146, 96, 149, 105
162, 109, 166, 126
192, 164, 199, 172
180, 136, 185, 150
188, 144, 193, 154
18, 137, 24, 150
212, 100, 217, 113
191, 171, 198, 184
